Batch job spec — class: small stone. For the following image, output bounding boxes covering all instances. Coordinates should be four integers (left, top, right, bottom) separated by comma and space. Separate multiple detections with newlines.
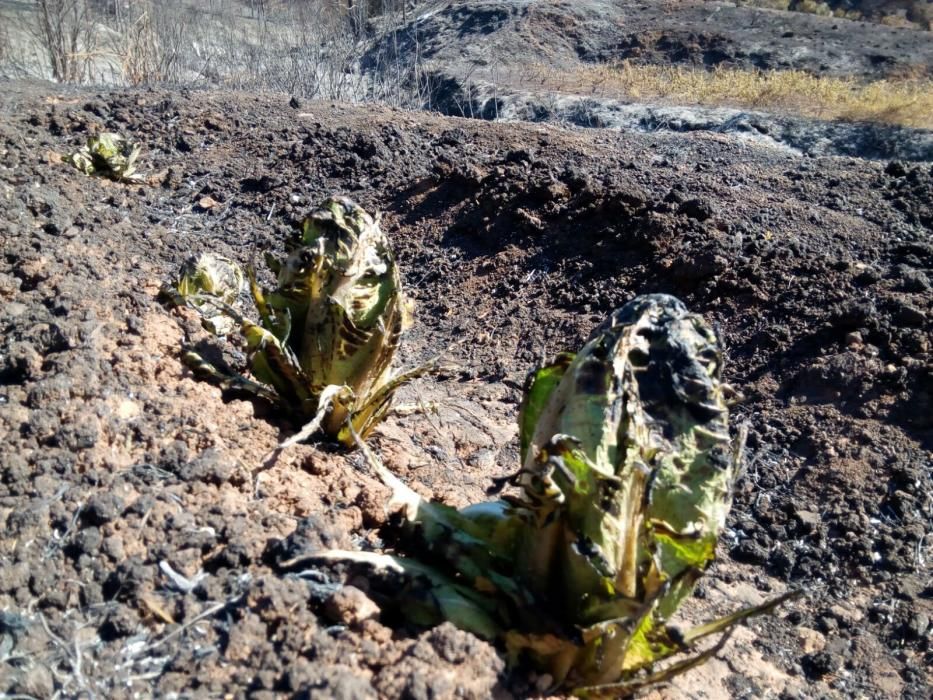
802, 650, 841, 679
324, 585, 380, 627
83, 493, 123, 525
900, 269, 930, 292
816, 614, 838, 634
855, 267, 880, 285
905, 612, 929, 639
7, 342, 42, 380
9, 664, 54, 698
678, 197, 715, 221
828, 603, 863, 626
467, 448, 496, 469
893, 303, 925, 328
100, 607, 139, 640
178, 449, 235, 484
884, 161, 906, 177
81, 581, 104, 607
355, 488, 389, 529
101, 534, 125, 561
74, 527, 102, 556
730, 539, 769, 565
797, 627, 826, 654
795, 509, 822, 533
768, 546, 796, 578
197, 195, 220, 210
844, 331, 862, 347
265, 515, 352, 566
6, 302, 28, 317
206, 542, 250, 570
360, 618, 392, 643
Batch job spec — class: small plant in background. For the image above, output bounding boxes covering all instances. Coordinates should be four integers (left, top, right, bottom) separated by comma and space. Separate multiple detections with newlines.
316, 294, 795, 695
170, 196, 434, 449
67, 132, 143, 182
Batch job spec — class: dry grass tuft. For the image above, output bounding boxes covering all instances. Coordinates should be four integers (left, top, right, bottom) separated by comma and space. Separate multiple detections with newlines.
529, 62, 933, 129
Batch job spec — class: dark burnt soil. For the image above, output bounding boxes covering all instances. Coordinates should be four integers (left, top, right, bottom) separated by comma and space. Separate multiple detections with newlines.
574, 1, 933, 79
373, 0, 933, 85
0, 82, 931, 699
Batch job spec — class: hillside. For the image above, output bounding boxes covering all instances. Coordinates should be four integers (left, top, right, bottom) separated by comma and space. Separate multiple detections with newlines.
366, 0, 933, 159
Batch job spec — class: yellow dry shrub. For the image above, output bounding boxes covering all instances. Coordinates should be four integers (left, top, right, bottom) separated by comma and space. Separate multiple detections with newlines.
531, 62, 933, 129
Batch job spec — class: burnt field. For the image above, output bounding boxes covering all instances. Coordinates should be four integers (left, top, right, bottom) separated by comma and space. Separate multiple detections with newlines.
0, 83, 930, 698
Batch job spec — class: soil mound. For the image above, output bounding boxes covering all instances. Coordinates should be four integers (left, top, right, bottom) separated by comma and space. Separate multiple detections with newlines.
0, 83, 930, 698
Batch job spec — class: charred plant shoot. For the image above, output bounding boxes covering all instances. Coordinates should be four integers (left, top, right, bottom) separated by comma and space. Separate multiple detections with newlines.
169, 197, 432, 449
67, 132, 143, 182
316, 294, 795, 694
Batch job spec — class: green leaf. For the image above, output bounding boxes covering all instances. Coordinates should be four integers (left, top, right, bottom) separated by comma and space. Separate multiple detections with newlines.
518, 352, 574, 463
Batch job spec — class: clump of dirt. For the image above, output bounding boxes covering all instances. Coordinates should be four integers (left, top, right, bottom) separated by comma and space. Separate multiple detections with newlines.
0, 83, 930, 699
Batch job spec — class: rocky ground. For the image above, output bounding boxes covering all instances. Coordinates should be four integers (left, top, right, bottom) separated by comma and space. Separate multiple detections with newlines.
0, 78, 930, 699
